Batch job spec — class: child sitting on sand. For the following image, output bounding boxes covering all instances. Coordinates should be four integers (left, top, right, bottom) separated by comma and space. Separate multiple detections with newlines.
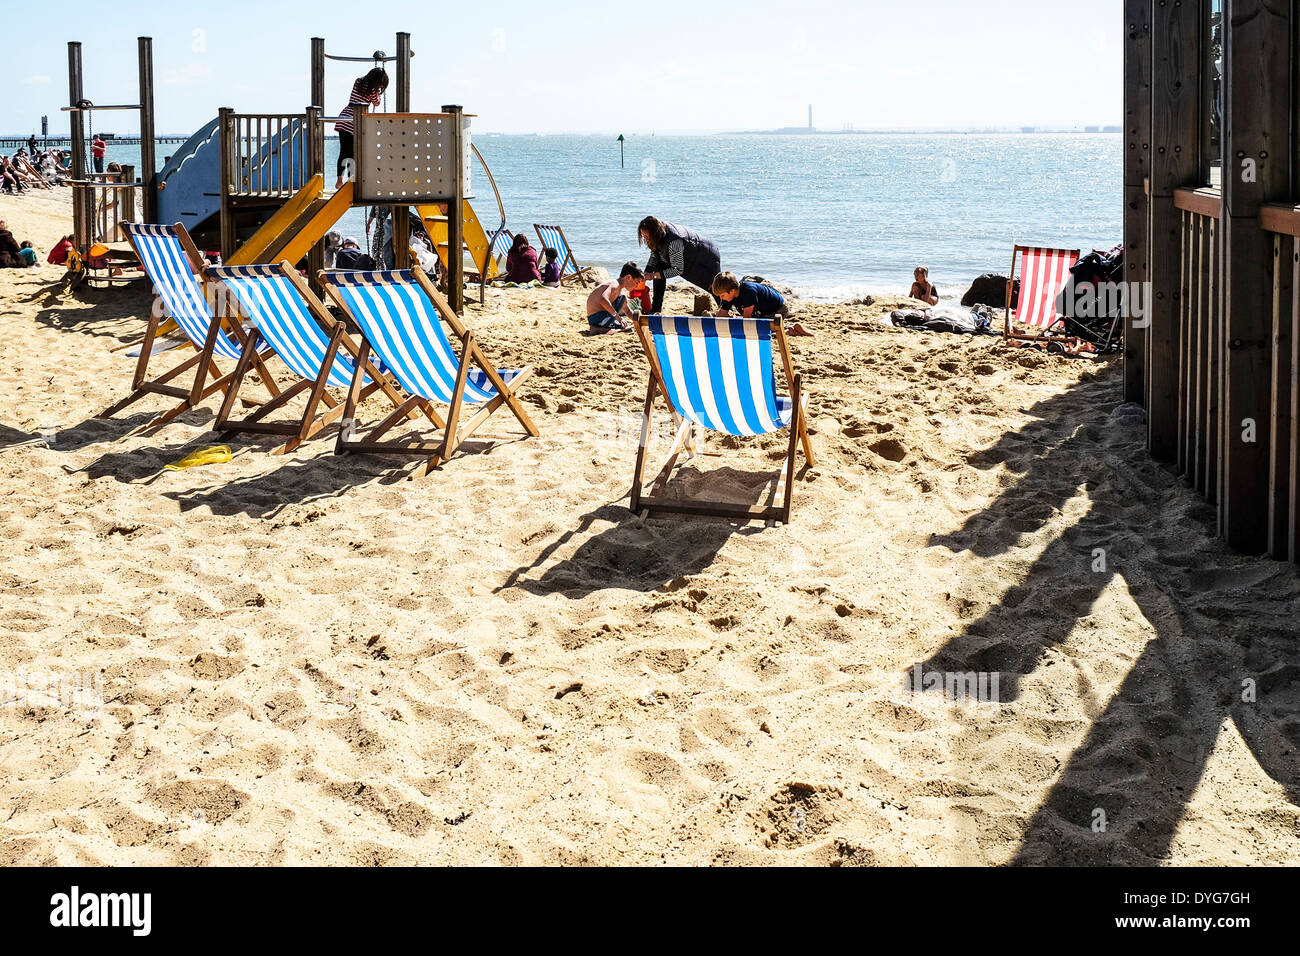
540, 247, 561, 286
18, 241, 38, 268
586, 263, 644, 332
910, 266, 940, 305
47, 235, 74, 267
712, 272, 812, 335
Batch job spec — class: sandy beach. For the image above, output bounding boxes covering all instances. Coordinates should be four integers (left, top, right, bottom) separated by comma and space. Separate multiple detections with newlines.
0, 190, 1297, 866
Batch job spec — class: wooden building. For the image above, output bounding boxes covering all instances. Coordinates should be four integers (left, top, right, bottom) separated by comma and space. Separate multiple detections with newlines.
1125, 0, 1300, 560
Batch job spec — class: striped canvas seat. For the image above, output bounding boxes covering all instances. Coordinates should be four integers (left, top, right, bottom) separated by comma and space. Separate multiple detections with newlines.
318, 267, 539, 477
207, 264, 366, 389
322, 270, 523, 405
489, 228, 514, 263
99, 222, 280, 434
533, 223, 586, 284
645, 316, 793, 436
121, 222, 241, 360
1013, 246, 1079, 329
631, 313, 813, 523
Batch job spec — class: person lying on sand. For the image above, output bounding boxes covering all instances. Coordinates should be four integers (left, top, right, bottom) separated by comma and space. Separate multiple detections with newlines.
909, 266, 940, 306
586, 263, 643, 333
711, 271, 812, 336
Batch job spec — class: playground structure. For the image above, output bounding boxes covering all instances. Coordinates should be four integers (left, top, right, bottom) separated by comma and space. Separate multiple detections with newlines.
66, 32, 507, 309
63, 38, 157, 257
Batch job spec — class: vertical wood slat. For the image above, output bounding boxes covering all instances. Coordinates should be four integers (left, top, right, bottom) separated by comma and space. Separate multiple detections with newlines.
1269, 234, 1294, 559
1291, 246, 1300, 562
1177, 211, 1192, 475
1123, 0, 1152, 406
1145, 0, 1200, 462
1220, 0, 1291, 553
1200, 217, 1218, 495
1217, 212, 1228, 538
1193, 213, 1207, 488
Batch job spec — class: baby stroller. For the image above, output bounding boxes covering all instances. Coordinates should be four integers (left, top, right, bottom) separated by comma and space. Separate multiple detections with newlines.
1053, 246, 1125, 354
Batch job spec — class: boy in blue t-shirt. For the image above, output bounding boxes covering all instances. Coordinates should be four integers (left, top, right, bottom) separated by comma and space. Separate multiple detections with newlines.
711, 271, 811, 335
18, 241, 38, 268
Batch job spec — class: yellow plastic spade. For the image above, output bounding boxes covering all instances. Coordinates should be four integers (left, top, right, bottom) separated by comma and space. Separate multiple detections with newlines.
164, 445, 232, 471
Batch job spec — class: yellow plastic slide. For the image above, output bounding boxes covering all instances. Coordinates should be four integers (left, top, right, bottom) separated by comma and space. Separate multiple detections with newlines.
224, 181, 491, 277
418, 200, 500, 280
227, 179, 352, 268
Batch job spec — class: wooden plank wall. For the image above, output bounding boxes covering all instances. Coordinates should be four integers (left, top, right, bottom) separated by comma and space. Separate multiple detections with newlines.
1123, 0, 1152, 406
1145, 0, 1201, 462
1220, 0, 1292, 553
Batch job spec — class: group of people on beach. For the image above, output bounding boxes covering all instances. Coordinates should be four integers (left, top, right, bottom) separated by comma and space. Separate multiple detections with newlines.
1, 146, 69, 194
497, 216, 811, 336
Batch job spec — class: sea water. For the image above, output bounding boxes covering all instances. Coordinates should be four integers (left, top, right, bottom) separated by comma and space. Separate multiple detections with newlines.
105, 132, 1120, 301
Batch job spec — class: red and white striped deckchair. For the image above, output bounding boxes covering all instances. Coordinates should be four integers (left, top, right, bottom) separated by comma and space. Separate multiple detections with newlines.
1004, 245, 1080, 343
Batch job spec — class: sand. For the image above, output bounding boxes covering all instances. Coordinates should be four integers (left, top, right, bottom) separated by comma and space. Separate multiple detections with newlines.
0, 190, 1297, 866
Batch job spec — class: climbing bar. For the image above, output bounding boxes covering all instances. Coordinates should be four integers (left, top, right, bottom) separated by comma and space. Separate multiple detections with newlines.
60, 104, 143, 112
323, 50, 414, 63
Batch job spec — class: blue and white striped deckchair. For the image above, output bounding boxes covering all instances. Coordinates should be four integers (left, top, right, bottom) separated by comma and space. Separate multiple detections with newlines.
487, 228, 514, 278
533, 223, 590, 286
99, 222, 279, 432
320, 267, 539, 477
630, 314, 814, 523
205, 262, 407, 454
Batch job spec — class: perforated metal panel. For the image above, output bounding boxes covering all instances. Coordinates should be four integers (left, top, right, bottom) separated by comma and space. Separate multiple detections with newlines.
353, 112, 473, 204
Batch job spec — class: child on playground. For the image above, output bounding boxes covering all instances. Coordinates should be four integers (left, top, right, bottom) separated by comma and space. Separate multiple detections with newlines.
586, 262, 644, 332
540, 247, 561, 286
334, 67, 390, 189
712, 272, 812, 335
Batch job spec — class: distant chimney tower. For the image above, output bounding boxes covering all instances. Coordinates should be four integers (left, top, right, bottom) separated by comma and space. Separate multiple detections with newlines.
808, 104, 813, 130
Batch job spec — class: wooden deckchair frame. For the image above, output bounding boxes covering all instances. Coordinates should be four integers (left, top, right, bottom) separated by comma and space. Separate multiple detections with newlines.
320, 267, 540, 479
533, 223, 594, 288
1003, 244, 1082, 347
210, 261, 411, 455
629, 316, 815, 524
98, 222, 281, 434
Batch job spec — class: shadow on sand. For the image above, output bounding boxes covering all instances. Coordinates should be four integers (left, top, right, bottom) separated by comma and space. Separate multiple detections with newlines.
498, 461, 783, 598
912, 368, 1299, 864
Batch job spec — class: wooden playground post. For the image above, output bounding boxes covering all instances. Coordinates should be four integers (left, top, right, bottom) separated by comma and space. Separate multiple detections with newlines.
306, 106, 325, 288
310, 37, 325, 112
138, 37, 157, 223
66, 42, 93, 254
445, 105, 465, 314
391, 33, 413, 270
396, 33, 411, 111
218, 107, 236, 260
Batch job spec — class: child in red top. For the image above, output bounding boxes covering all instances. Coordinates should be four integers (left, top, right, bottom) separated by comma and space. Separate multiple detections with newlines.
48, 235, 74, 266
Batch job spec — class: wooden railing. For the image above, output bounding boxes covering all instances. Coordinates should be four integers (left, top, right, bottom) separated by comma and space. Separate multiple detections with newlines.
71, 164, 139, 247
1259, 202, 1300, 560
1167, 185, 1300, 560
1172, 187, 1223, 506
218, 109, 322, 199
216, 107, 324, 260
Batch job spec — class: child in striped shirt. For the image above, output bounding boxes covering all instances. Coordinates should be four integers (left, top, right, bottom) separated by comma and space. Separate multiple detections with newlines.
334, 68, 389, 189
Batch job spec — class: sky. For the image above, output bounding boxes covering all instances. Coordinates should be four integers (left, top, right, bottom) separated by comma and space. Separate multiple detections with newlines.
2, 0, 1123, 136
